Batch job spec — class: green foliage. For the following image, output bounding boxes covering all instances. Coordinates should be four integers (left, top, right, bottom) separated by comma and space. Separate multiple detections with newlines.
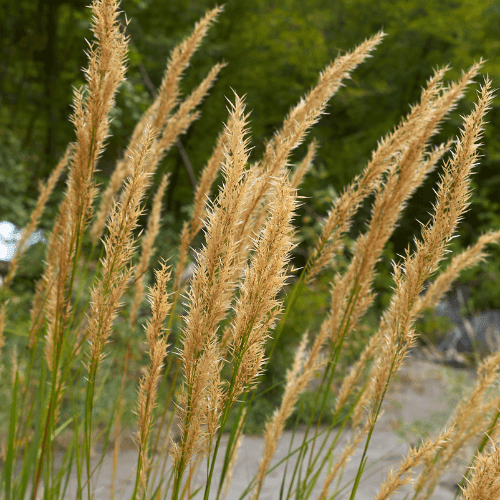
0, 131, 33, 228
415, 310, 454, 349
1, 4, 500, 497
4, 0, 500, 253
2, 0, 499, 431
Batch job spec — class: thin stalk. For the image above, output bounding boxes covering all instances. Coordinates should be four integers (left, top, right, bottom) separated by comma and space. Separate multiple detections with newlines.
60, 448, 76, 500
267, 269, 306, 360
149, 400, 177, 494
67, 128, 97, 298
150, 285, 184, 466
304, 281, 362, 477
167, 289, 181, 332
82, 188, 134, 498
66, 241, 101, 332
279, 400, 305, 500
31, 329, 66, 500
84, 361, 98, 500
284, 364, 330, 500
295, 443, 306, 500
284, 282, 360, 499
26, 272, 56, 347
300, 377, 370, 497
286, 407, 355, 500
111, 344, 131, 500
151, 348, 181, 459
50, 435, 75, 498
204, 269, 309, 499
215, 392, 248, 500
202, 385, 238, 500
284, 375, 324, 499
236, 425, 340, 500
73, 240, 97, 303
72, 371, 85, 500
13, 333, 39, 460
203, 326, 259, 500
3, 372, 18, 500
348, 355, 397, 500
31, 143, 96, 500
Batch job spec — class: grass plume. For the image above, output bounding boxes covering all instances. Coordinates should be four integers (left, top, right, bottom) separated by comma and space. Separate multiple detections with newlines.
1, 5, 499, 500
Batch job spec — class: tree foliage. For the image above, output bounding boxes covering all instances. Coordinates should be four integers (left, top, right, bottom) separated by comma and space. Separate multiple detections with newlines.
1, 0, 499, 306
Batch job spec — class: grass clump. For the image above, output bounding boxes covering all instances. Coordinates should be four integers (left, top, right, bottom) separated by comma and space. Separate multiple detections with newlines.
1, 1, 500, 499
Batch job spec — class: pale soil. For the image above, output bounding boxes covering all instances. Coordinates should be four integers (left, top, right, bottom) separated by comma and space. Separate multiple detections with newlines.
61, 355, 477, 500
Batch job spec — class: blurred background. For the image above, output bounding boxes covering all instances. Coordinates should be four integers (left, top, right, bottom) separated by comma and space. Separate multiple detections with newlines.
1, 0, 499, 382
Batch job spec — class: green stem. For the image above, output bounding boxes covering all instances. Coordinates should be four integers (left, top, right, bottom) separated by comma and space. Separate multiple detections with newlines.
284, 281, 360, 499
215, 393, 248, 500
267, 269, 306, 361
348, 355, 397, 500
306, 281, 361, 473
300, 377, 370, 498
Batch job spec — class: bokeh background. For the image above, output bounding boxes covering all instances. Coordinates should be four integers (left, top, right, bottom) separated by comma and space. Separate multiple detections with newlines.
1, 1, 500, 423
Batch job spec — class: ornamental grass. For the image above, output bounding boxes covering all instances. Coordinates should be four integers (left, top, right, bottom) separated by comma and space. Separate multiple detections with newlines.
1, 1, 500, 500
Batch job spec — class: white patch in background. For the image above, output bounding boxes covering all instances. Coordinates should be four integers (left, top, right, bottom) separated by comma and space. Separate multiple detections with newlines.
0, 221, 46, 261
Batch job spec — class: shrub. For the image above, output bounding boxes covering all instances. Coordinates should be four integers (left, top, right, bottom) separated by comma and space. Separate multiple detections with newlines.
1, 1, 500, 499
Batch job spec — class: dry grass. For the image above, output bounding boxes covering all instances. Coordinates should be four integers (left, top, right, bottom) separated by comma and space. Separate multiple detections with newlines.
1, 1, 500, 500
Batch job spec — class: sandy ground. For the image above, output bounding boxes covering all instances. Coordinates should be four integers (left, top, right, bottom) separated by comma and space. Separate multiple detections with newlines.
60, 356, 476, 500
